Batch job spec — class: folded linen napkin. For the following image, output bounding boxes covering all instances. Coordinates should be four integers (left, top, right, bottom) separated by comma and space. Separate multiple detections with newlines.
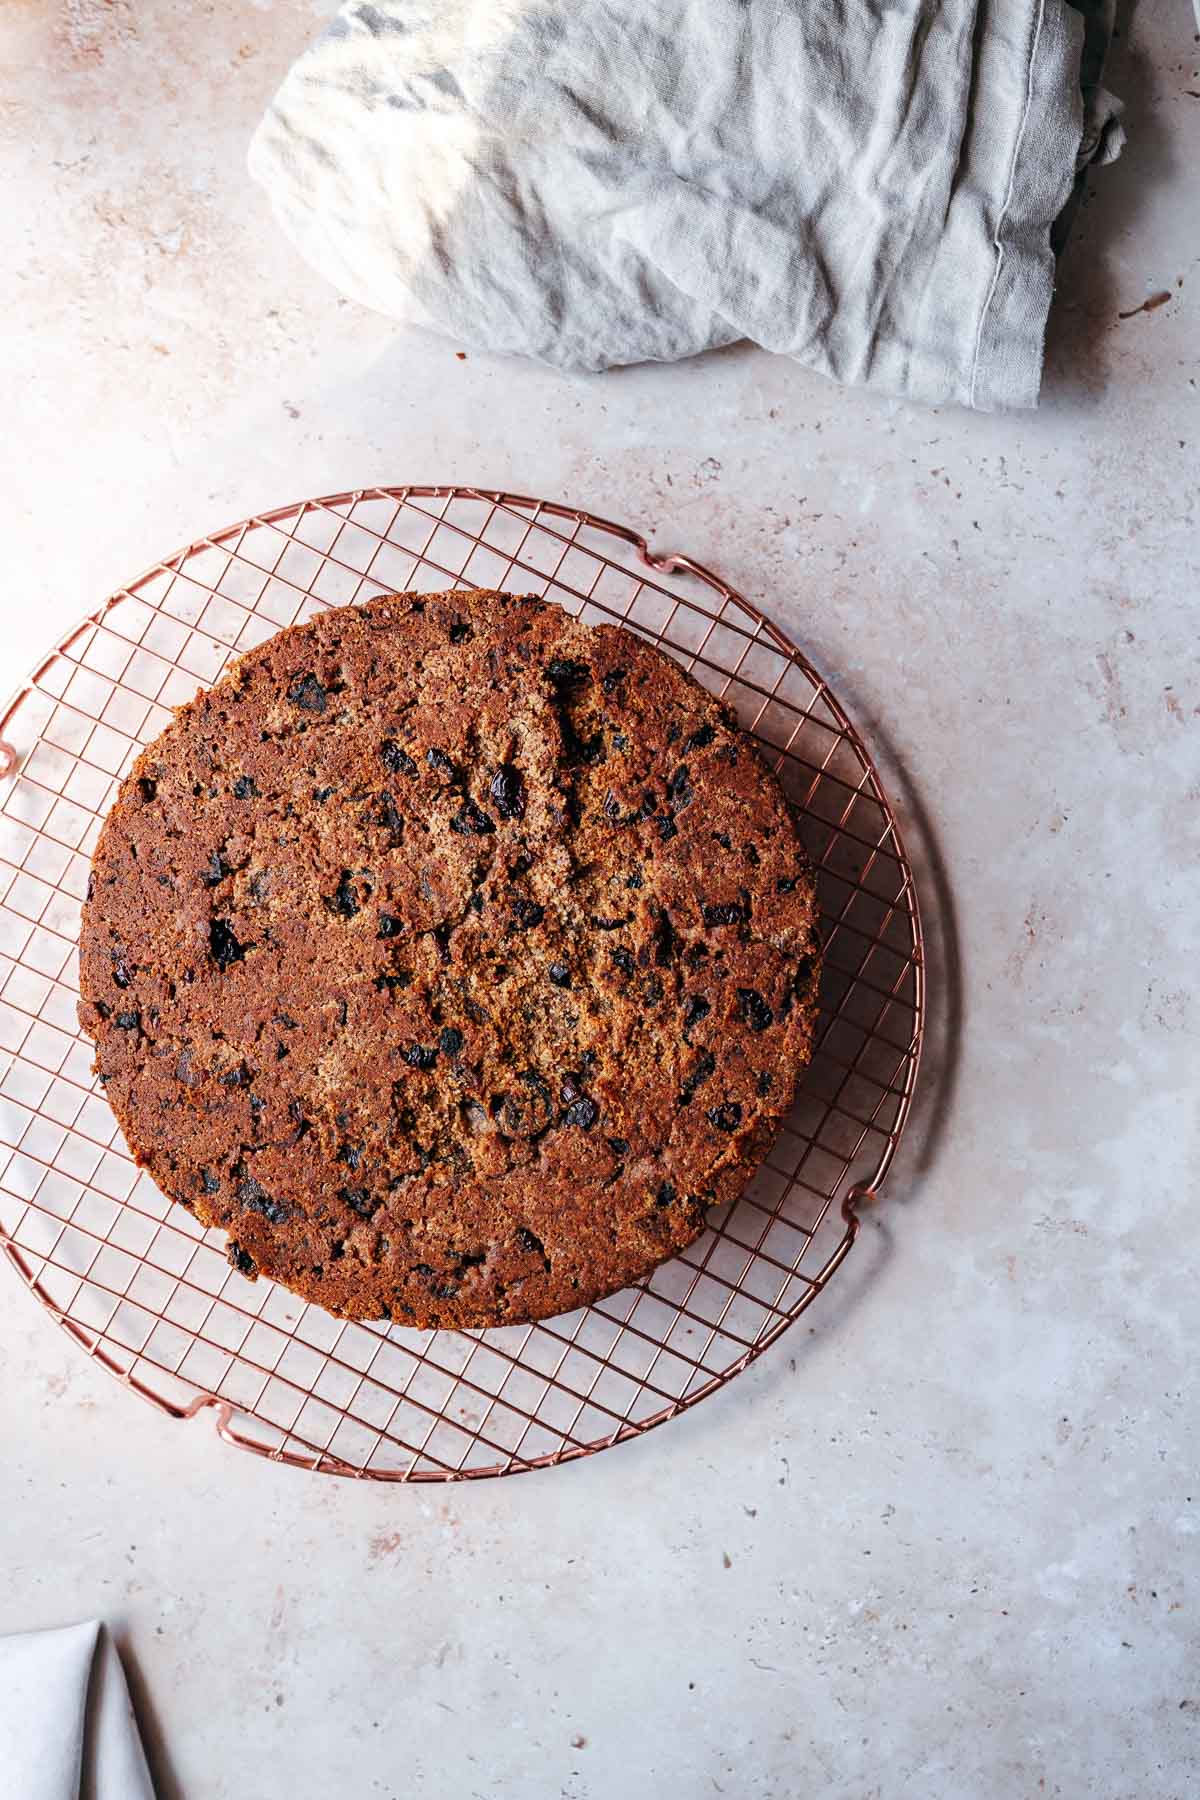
249, 0, 1123, 410
0, 1622, 155, 1800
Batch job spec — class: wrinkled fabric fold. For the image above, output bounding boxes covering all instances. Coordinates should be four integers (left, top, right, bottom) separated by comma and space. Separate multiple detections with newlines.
249, 0, 1122, 410
0, 1621, 155, 1800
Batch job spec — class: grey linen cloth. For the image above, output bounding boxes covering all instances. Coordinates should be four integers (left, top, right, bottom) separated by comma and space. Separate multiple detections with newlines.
0, 1622, 155, 1800
249, 0, 1124, 410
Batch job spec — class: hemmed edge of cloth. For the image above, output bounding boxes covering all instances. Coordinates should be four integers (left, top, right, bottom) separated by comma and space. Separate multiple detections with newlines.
967, 0, 1087, 410
895, 0, 1091, 412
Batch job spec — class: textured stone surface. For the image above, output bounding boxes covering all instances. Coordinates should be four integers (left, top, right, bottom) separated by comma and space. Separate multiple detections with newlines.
1, 5, 1197, 1798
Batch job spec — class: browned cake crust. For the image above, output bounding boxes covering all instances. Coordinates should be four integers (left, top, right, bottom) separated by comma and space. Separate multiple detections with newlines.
78, 590, 821, 1328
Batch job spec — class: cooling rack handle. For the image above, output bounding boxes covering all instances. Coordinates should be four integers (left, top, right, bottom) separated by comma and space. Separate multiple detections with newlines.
841, 1185, 877, 1228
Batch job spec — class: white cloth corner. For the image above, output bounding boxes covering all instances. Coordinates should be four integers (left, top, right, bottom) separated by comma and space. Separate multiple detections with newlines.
0, 1622, 155, 1800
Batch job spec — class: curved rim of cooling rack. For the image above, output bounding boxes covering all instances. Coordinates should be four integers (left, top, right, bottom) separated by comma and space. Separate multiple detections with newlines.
0, 485, 925, 1480
1, 1199, 865, 1481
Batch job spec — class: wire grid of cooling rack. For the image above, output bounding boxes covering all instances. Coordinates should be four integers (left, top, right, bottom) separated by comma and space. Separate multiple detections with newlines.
0, 487, 923, 1481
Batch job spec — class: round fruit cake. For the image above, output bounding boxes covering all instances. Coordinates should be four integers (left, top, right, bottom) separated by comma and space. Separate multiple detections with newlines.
78, 590, 822, 1328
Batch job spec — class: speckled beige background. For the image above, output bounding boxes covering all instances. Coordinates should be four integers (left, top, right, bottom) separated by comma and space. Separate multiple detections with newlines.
1, 4, 1198, 1797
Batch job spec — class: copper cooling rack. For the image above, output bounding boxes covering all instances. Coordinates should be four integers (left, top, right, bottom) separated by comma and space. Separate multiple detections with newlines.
0, 487, 923, 1481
